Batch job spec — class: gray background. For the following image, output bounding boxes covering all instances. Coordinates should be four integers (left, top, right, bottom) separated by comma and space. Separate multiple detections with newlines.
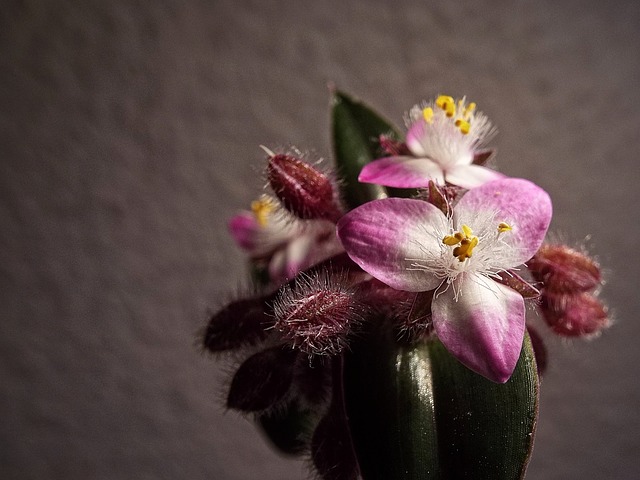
2, 0, 639, 478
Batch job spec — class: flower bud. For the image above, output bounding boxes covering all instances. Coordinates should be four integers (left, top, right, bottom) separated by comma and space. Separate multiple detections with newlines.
294, 356, 332, 406
540, 291, 610, 337
273, 272, 363, 356
378, 134, 410, 156
227, 346, 298, 412
528, 244, 602, 294
203, 296, 273, 353
426, 181, 452, 216
267, 153, 342, 222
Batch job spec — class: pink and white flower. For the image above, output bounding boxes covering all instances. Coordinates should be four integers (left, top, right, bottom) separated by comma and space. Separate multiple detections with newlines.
359, 95, 503, 189
229, 195, 343, 283
336, 178, 552, 382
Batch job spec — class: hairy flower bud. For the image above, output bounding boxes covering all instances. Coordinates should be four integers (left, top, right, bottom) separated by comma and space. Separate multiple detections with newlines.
267, 153, 342, 222
273, 272, 364, 356
528, 244, 602, 294
203, 296, 274, 352
540, 291, 610, 337
227, 346, 298, 412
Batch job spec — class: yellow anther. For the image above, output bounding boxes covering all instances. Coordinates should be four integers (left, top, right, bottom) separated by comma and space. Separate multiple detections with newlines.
455, 119, 471, 135
422, 107, 434, 123
251, 197, 274, 227
498, 222, 512, 233
436, 95, 456, 117
463, 102, 476, 118
442, 235, 461, 246
442, 225, 479, 262
436, 95, 455, 108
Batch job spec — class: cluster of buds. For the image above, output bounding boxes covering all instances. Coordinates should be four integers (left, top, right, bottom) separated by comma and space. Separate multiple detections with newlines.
202, 92, 612, 479
529, 244, 609, 337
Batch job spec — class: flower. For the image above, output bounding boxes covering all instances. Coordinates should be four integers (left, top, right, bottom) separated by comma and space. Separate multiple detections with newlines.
336, 178, 553, 382
358, 95, 503, 189
229, 195, 343, 283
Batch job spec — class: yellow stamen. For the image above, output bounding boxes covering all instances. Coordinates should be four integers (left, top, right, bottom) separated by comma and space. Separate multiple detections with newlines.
455, 119, 471, 135
436, 95, 456, 117
422, 107, 434, 123
251, 197, 274, 227
463, 102, 476, 118
498, 222, 512, 233
442, 235, 460, 246
443, 224, 479, 262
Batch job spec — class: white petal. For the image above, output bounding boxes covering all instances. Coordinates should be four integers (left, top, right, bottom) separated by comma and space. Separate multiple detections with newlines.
432, 273, 526, 383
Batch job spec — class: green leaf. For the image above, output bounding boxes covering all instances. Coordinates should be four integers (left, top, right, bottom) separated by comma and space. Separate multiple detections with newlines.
344, 323, 538, 480
331, 90, 401, 209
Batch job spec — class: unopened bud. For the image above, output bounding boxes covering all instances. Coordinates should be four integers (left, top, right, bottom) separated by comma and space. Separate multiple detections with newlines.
294, 356, 332, 406
378, 134, 410, 156
426, 181, 452, 216
267, 153, 342, 222
273, 272, 363, 356
227, 346, 298, 412
528, 244, 602, 294
540, 291, 610, 337
203, 296, 273, 353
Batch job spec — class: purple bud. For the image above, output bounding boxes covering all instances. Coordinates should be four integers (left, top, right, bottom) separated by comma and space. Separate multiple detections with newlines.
273, 272, 364, 356
426, 181, 451, 216
227, 346, 298, 412
528, 244, 602, 294
294, 356, 332, 407
540, 291, 610, 337
378, 134, 411, 156
203, 296, 274, 352
494, 271, 540, 299
267, 153, 342, 222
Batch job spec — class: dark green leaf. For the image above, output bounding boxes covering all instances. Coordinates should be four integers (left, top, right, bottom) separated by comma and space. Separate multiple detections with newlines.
344, 322, 538, 480
331, 90, 401, 208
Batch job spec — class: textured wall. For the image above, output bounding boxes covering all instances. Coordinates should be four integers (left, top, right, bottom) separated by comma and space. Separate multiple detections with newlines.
1, 1, 639, 478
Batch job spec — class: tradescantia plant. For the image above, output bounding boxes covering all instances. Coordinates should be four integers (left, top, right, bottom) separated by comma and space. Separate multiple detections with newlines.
202, 90, 610, 479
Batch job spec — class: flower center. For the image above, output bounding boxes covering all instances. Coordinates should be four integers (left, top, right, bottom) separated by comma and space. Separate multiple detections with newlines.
251, 196, 275, 227
442, 224, 478, 262
442, 222, 512, 262
422, 95, 477, 135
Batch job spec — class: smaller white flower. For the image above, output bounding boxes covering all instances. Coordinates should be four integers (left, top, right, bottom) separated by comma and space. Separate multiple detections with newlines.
229, 195, 343, 283
359, 95, 502, 189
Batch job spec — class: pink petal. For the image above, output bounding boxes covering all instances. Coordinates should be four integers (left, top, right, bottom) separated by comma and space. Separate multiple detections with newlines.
445, 164, 505, 189
358, 156, 445, 188
455, 178, 552, 266
228, 213, 258, 250
337, 198, 447, 292
432, 273, 526, 383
